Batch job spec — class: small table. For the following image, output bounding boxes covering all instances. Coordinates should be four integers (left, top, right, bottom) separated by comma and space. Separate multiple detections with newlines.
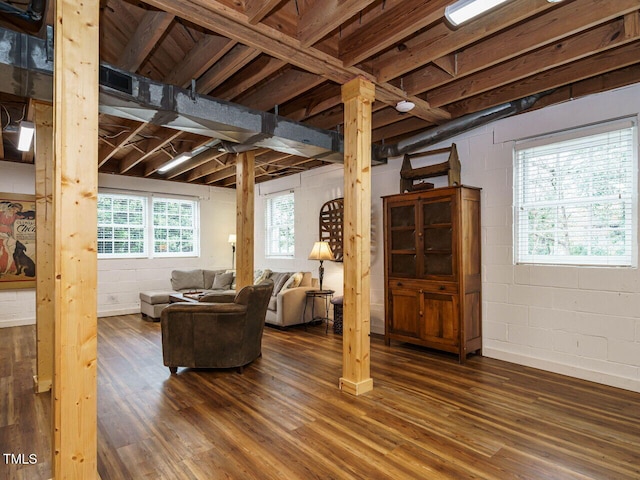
303, 289, 334, 333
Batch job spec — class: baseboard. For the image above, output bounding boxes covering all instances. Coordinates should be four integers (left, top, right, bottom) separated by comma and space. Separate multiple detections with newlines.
483, 347, 640, 394
0, 317, 35, 328
98, 306, 140, 318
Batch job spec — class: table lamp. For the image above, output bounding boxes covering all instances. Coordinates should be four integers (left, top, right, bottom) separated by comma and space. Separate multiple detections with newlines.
308, 241, 334, 291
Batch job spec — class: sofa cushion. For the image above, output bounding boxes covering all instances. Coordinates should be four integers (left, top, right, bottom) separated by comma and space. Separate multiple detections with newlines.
203, 269, 224, 289
226, 269, 237, 289
270, 272, 291, 296
171, 269, 204, 291
140, 290, 172, 304
282, 272, 303, 290
212, 272, 234, 290
268, 297, 277, 311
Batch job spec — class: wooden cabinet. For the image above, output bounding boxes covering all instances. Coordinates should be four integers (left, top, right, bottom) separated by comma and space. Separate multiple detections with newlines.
383, 186, 482, 362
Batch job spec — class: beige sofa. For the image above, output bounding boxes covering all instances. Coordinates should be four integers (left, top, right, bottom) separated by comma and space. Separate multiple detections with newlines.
140, 269, 322, 327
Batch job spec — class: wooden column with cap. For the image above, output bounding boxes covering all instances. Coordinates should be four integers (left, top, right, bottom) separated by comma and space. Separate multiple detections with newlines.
52, 0, 99, 477
340, 77, 374, 396
236, 151, 255, 290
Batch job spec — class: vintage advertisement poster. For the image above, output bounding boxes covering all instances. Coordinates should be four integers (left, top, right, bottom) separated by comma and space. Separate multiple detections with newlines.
0, 193, 36, 289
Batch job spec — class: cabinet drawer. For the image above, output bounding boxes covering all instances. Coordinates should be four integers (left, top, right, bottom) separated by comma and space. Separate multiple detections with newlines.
389, 279, 458, 294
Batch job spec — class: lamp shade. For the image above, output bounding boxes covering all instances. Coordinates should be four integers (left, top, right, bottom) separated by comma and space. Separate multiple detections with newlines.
228, 234, 237, 244
308, 241, 334, 261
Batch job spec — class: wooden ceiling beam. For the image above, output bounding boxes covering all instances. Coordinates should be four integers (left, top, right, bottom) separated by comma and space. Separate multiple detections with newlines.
235, 68, 326, 112
298, 0, 376, 48
339, 0, 449, 67
164, 35, 236, 88
119, 10, 175, 72
447, 41, 640, 118
374, 0, 558, 83
245, 0, 286, 25
213, 56, 286, 101
427, 18, 637, 108
119, 128, 183, 173
140, 0, 450, 123
276, 83, 341, 122
97, 119, 146, 167
196, 44, 261, 94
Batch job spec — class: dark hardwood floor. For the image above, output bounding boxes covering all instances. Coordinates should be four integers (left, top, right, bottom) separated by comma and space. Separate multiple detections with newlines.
2, 314, 640, 479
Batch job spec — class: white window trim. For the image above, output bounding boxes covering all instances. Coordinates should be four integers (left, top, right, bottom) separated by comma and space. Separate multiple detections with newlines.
513, 117, 638, 267
98, 189, 200, 259
265, 190, 295, 258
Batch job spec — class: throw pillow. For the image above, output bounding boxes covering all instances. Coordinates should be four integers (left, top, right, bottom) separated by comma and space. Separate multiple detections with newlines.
225, 269, 237, 289
270, 272, 291, 296
254, 268, 272, 285
282, 272, 303, 290
212, 272, 234, 290
171, 269, 203, 291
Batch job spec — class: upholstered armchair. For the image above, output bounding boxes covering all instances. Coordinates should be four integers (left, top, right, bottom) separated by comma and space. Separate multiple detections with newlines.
160, 281, 274, 374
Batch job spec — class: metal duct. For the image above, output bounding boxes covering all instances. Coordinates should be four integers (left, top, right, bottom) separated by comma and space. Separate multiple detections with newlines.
372, 91, 553, 162
0, 0, 46, 31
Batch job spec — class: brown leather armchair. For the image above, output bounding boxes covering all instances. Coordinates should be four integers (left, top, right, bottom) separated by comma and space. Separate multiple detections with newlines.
160, 281, 274, 374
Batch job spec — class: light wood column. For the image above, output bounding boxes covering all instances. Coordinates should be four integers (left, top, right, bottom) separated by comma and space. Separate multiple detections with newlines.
340, 77, 374, 396
235, 151, 255, 290
34, 101, 54, 394
52, 0, 99, 477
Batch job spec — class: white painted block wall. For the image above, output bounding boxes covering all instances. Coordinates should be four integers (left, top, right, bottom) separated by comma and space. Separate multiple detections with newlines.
2, 83, 639, 392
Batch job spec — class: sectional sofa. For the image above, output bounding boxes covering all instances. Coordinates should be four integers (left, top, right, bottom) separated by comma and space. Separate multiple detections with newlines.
140, 268, 323, 328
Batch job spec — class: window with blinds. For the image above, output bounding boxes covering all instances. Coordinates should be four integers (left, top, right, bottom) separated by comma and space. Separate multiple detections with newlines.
97, 192, 199, 259
152, 197, 198, 256
514, 119, 637, 266
265, 191, 295, 257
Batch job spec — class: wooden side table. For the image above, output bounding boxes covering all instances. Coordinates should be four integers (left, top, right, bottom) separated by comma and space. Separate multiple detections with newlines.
303, 289, 334, 333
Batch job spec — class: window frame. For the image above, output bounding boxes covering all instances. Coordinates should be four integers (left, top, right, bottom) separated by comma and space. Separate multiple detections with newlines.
97, 190, 200, 259
265, 191, 295, 258
513, 118, 638, 267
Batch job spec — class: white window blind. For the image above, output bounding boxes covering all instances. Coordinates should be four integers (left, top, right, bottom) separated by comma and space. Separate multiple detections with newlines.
152, 197, 199, 256
97, 193, 147, 257
514, 119, 637, 266
98, 191, 200, 259
265, 191, 295, 257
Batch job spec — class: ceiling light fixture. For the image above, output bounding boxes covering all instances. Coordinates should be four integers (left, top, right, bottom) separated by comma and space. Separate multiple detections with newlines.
158, 152, 193, 173
17, 121, 35, 152
444, 0, 510, 26
395, 100, 416, 113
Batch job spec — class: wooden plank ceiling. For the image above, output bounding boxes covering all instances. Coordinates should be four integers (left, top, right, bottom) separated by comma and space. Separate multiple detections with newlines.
1, 0, 639, 188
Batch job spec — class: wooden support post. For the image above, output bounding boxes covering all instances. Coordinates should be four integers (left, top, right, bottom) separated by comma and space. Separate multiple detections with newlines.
235, 151, 255, 290
340, 77, 374, 396
52, 0, 99, 477
34, 101, 54, 394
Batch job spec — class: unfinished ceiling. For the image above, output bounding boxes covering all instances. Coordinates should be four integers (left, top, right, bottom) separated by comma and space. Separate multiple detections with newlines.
1, 0, 639, 188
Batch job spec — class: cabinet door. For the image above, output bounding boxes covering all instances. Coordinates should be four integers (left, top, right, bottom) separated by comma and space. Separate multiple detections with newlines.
388, 287, 421, 339
420, 196, 456, 279
421, 292, 459, 347
387, 201, 418, 277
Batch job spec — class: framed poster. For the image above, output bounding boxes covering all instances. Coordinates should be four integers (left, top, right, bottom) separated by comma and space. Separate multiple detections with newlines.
0, 193, 36, 289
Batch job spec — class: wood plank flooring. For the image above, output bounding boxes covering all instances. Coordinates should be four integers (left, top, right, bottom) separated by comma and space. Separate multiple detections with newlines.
1, 314, 640, 479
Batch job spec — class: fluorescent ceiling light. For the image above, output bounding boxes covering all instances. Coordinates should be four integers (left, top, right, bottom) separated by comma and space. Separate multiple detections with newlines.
17, 121, 35, 152
444, 0, 510, 26
396, 100, 415, 113
158, 152, 192, 173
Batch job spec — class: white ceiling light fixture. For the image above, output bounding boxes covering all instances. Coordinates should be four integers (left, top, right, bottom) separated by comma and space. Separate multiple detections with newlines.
158, 152, 193, 173
444, 0, 511, 27
17, 121, 35, 152
395, 100, 416, 113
